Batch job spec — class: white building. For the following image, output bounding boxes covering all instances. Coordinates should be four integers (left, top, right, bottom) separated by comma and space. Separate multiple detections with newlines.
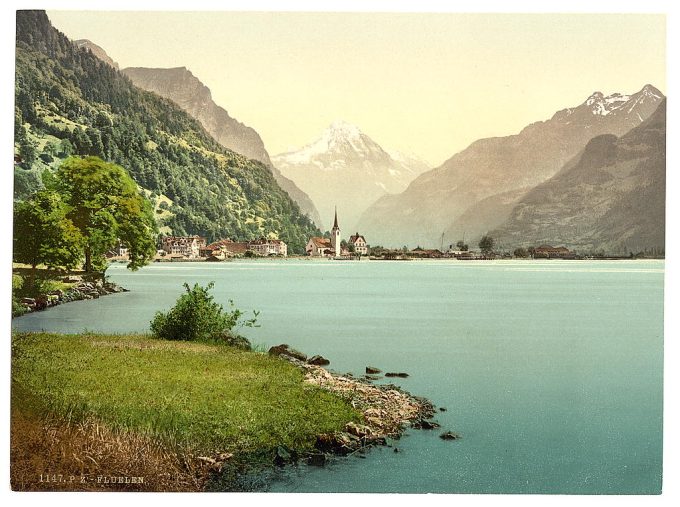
249, 238, 288, 257
160, 236, 207, 259
348, 232, 368, 255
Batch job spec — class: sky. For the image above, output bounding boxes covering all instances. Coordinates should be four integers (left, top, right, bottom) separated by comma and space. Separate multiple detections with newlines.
45, 11, 666, 167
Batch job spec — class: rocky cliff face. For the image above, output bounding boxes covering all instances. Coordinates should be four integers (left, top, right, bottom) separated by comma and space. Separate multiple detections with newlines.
356, 85, 664, 248
491, 100, 666, 253
74, 39, 119, 69
122, 66, 322, 227
273, 120, 430, 231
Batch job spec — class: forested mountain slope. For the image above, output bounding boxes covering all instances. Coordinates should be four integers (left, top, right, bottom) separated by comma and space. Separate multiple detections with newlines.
14, 10, 319, 252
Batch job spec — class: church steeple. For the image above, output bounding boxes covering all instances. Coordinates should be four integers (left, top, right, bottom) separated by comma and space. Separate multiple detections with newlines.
331, 206, 341, 256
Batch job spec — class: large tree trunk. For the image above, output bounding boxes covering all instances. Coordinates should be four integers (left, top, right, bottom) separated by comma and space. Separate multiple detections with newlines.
84, 246, 92, 273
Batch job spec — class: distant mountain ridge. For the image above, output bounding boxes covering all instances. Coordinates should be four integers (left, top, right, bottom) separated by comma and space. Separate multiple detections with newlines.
273, 120, 430, 231
356, 85, 664, 248
119, 65, 322, 227
491, 99, 666, 254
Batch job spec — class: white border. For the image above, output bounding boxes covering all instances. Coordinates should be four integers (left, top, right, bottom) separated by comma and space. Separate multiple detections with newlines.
1, 2, 677, 507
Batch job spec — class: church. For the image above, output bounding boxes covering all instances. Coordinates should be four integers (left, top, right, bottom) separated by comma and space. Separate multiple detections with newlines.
305, 208, 367, 257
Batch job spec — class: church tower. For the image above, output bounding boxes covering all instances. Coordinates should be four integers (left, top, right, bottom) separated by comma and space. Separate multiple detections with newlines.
331, 207, 341, 256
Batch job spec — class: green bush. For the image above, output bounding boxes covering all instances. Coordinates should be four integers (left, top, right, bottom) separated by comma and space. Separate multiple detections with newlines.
150, 282, 258, 343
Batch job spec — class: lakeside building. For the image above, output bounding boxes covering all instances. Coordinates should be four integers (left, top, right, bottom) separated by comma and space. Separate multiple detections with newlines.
200, 238, 288, 258
306, 208, 368, 257
348, 233, 368, 255
160, 235, 207, 259
105, 241, 129, 260
533, 245, 575, 259
249, 238, 288, 257
410, 247, 444, 258
306, 237, 334, 257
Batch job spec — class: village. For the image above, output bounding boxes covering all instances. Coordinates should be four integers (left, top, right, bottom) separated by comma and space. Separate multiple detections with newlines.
104, 207, 577, 262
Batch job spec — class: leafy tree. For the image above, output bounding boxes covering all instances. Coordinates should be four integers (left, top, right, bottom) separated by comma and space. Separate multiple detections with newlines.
59, 138, 74, 157
150, 282, 259, 343
513, 247, 528, 258
18, 134, 37, 168
456, 240, 469, 251
13, 190, 84, 274
55, 156, 157, 273
478, 235, 495, 254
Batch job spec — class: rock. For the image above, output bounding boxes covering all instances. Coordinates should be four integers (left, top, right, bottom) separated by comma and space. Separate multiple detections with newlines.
364, 374, 381, 381
20, 298, 35, 306
439, 407, 447, 412
366, 366, 382, 374
308, 453, 327, 466
439, 431, 461, 441
345, 422, 373, 438
385, 372, 409, 378
418, 419, 440, 430
307, 355, 330, 366
273, 445, 294, 466
220, 332, 252, 350
268, 344, 307, 362
393, 447, 400, 453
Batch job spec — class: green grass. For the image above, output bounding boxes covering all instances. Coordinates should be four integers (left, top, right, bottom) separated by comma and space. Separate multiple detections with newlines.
12, 333, 361, 454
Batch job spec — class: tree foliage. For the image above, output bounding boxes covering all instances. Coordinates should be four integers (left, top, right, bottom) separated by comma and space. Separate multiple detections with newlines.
478, 235, 495, 254
13, 190, 83, 270
150, 282, 259, 343
55, 156, 157, 272
513, 247, 529, 258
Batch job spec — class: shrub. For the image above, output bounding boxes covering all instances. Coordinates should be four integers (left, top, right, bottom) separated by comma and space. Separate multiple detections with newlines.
150, 282, 258, 343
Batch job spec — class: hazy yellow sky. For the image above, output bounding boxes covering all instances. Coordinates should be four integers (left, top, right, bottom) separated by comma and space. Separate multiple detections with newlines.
46, 11, 665, 166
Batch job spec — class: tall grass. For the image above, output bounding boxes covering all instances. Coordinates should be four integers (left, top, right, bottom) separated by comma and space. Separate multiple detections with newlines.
12, 333, 361, 455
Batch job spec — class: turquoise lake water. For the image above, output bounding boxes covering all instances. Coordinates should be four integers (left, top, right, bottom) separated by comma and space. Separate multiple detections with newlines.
12, 259, 664, 493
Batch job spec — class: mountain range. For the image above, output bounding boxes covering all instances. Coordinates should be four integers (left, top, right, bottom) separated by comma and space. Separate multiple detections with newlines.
491, 99, 666, 253
119, 66, 322, 227
356, 85, 664, 249
273, 121, 430, 231
16, 11, 665, 255
14, 10, 320, 253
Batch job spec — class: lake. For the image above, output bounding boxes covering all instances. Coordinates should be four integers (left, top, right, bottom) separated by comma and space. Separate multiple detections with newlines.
12, 259, 664, 494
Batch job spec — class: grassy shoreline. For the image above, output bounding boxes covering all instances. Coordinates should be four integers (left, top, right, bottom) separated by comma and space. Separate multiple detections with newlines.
11, 332, 363, 491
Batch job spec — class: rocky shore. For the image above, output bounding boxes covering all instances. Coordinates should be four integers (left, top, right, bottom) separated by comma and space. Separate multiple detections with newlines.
266, 344, 458, 465
17, 277, 128, 314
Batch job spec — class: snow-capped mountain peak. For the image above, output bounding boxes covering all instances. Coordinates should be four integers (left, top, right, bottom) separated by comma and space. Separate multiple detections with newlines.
327, 119, 362, 139
641, 84, 663, 99
275, 120, 383, 166
272, 121, 432, 231
585, 91, 631, 116
552, 84, 664, 123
